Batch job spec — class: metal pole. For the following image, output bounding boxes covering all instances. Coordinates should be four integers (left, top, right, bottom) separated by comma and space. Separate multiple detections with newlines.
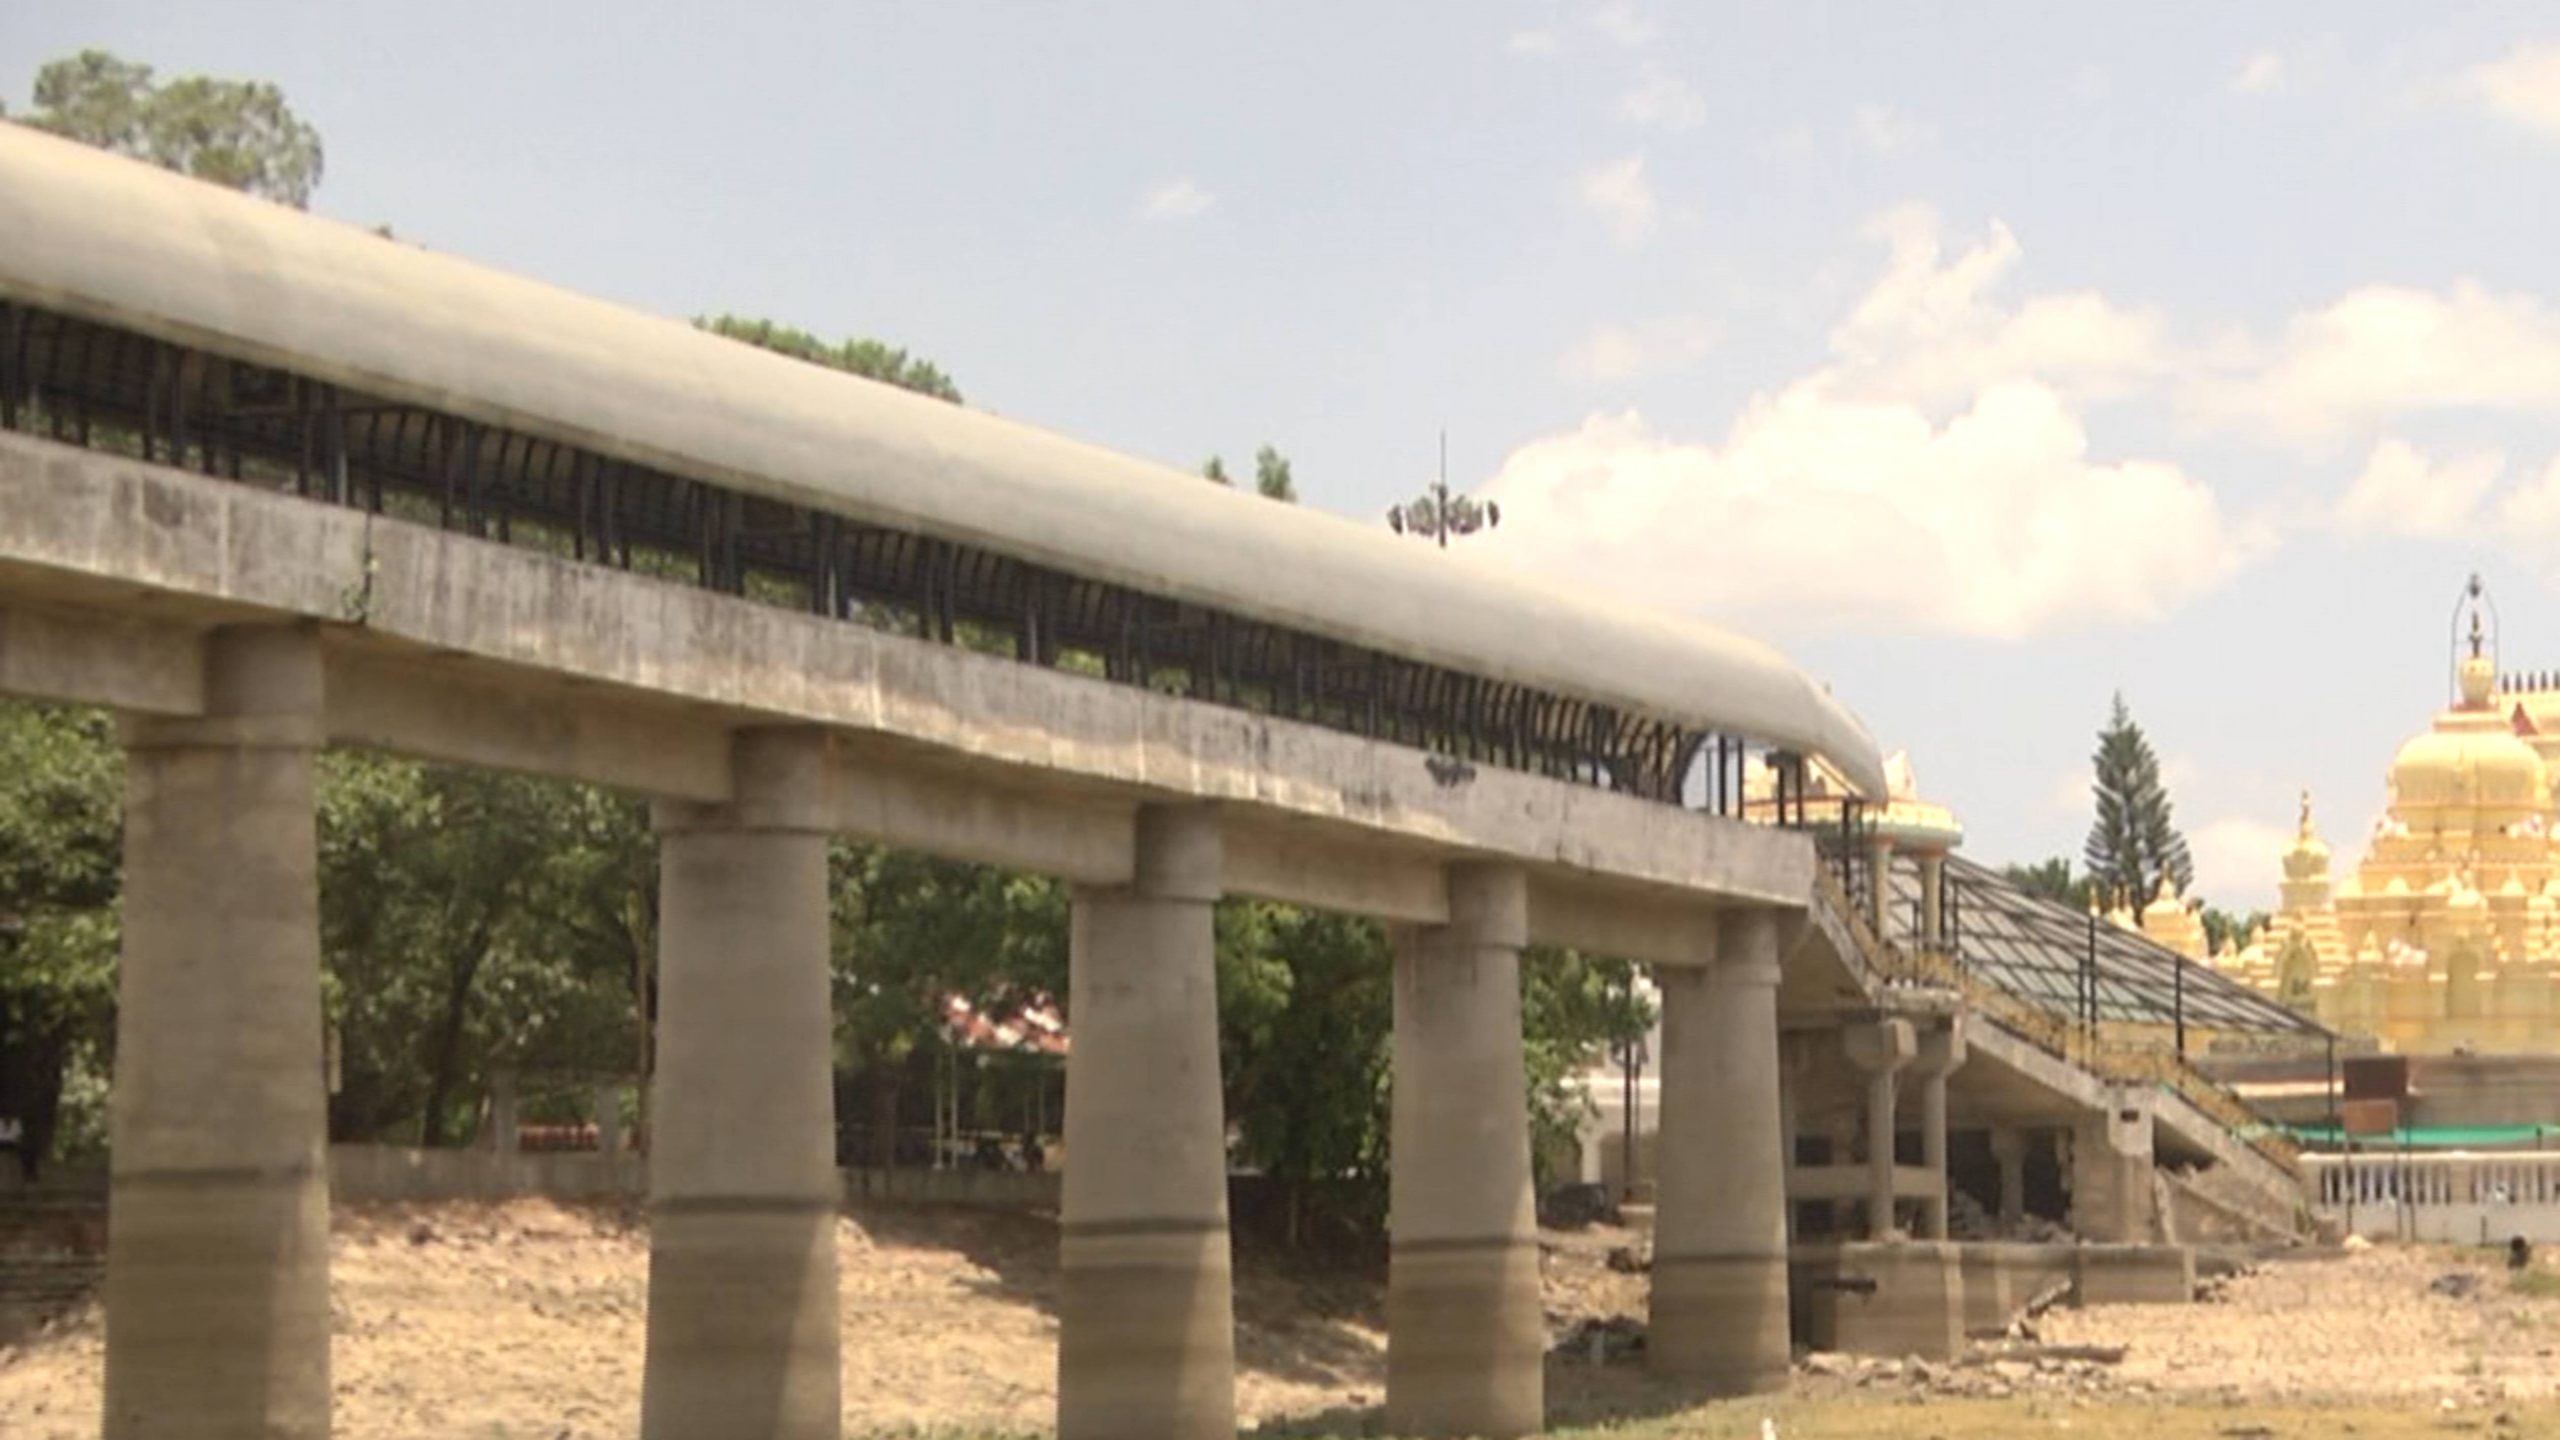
2174, 953, 2187, 1059
1620, 976, 1637, 1202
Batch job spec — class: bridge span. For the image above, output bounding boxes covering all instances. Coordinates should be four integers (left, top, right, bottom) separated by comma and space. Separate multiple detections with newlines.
0, 121, 1882, 1439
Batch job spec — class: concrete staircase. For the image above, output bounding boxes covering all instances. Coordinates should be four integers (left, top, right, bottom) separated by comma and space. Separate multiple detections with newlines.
1806, 869, 2309, 1242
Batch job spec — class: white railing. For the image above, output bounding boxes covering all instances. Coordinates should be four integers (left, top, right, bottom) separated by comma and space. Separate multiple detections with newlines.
2303, 1150, 2560, 1242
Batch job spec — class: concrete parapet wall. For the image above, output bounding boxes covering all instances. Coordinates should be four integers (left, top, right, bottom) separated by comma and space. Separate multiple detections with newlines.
326, 1146, 1062, 1210
2072, 1243, 2195, 1305
1790, 1241, 1965, 1359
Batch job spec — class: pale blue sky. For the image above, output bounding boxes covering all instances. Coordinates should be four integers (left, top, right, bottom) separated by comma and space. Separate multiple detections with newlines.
11, 2, 2560, 910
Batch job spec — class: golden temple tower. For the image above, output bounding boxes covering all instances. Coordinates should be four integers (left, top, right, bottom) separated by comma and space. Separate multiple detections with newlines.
2226, 578, 2560, 1054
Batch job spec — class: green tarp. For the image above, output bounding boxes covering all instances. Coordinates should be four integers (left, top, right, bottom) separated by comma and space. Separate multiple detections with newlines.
2276, 1122, 2560, 1149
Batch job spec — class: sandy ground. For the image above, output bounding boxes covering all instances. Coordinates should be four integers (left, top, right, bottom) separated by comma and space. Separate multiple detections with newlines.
2041, 1242, 2560, 1405
7, 1205, 2559, 1437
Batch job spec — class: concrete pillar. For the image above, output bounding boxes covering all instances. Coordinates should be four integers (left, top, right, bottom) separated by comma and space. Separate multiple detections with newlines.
644, 730, 840, 1440
1058, 805, 1234, 1440
1918, 851, 1947, 952
1990, 1128, 2028, 1231
1911, 1022, 1966, 1241
1650, 908, 1790, 1395
1843, 1019, 1914, 1241
105, 625, 331, 1440
1867, 835, 1895, 938
1387, 864, 1541, 1438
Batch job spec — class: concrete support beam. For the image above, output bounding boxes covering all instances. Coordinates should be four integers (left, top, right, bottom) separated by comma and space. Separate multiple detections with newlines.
1223, 823, 1446, 925
1844, 1019, 1914, 1241
1058, 805, 1235, 1440
1650, 909, 1790, 1395
1990, 1128, 2028, 1231
643, 729, 841, 1440
324, 650, 731, 802
1917, 851, 1946, 951
1388, 864, 1543, 1438
105, 625, 331, 1440
1524, 876, 1720, 969
1911, 1022, 1967, 1242
0, 602, 203, 714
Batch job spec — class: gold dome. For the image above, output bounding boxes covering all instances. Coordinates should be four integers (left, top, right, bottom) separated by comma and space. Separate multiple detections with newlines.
2389, 714, 2546, 813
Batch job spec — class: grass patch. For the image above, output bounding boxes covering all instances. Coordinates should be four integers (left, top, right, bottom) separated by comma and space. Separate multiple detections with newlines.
2514, 1267, 2560, 1300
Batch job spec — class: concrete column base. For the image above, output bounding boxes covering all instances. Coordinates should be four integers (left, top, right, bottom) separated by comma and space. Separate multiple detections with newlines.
1385, 1240, 1544, 1436
1652, 1251, 1790, 1390
1790, 1241, 1966, 1360
645, 1204, 841, 1434
2073, 1243, 2196, 1305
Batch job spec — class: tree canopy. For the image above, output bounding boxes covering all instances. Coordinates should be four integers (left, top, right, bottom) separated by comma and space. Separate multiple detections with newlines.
695, 314, 962, 403
17, 49, 324, 207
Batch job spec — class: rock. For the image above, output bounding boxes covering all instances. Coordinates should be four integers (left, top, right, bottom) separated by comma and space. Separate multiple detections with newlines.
1536, 1183, 1620, 1229
2430, 1272, 2483, 1300
1605, 1245, 1649, 1274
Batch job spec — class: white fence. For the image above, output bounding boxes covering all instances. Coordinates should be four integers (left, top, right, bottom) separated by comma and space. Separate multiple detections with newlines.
2303, 1150, 2560, 1243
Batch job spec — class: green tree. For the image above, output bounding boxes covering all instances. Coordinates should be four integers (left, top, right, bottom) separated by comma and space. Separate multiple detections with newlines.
21, 49, 324, 207
1253, 445, 1297, 502
1201, 456, 1232, 486
0, 705, 122, 1172
2200, 906, 2268, 955
831, 846, 1066, 1167
695, 314, 962, 403
2083, 693, 2193, 908
317, 757, 651, 1144
2003, 856, 2093, 911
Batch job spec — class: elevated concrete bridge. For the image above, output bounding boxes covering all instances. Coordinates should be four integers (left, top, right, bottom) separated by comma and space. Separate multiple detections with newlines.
0, 122, 1886, 1439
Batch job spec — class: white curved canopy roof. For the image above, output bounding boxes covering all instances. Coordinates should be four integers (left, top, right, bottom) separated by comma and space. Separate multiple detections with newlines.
0, 122, 1884, 798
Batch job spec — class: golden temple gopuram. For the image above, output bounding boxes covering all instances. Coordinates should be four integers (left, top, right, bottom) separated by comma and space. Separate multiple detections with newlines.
2209, 587, 2560, 1055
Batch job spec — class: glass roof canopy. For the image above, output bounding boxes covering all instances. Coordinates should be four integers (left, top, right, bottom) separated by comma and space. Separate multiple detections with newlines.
1882, 854, 2327, 1038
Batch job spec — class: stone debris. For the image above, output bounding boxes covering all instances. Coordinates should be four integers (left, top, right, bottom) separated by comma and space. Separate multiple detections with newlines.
1794, 1341, 2137, 1401
2430, 1270, 2484, 1300
1603, 1245, 1648, 1275
1550, 1314, 1646, 1363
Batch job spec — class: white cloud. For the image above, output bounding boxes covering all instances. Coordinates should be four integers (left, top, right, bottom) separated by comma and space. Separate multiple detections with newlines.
1476, 380, 2247, 639
1618, 67, 1706, 130
2190, 816, 2292, 911
2466, 42, 2560, 141
1477, 204, 2253, 639
1827, 204, 2171, 406
1559, 315, 1717, 384
2198, 281, 2560, 442
2496, 455, 2560, 563
1136, 177, 1214, 222
2335, 439, 2504, 538
1506, 28, 1560, 57
1590, 2, 1657, 47
1849, 102, 1934, 156
1576, 154, 1657, 244
2230, 52, 2286, 94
